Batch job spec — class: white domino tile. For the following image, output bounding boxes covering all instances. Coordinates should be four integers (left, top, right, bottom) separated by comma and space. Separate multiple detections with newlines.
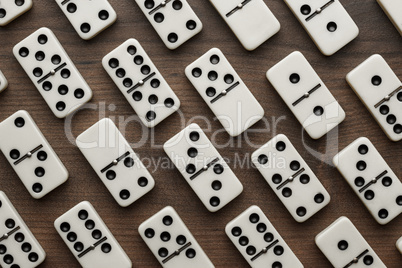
54, 201, 132, 268
164, 123, 243, 212
76, 118, 155, 207
185, 48, 264, 137
267, 51, 345, 139
252, 134, 330, 222
333, 137, 402, 225
0, 110, 69, 199
102, 38, 180, 128
225, 206, 304, 268
13, 27, 93, 118
346, 54, 402, 142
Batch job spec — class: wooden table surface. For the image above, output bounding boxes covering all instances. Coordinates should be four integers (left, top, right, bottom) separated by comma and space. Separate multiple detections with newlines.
0, 0, 401, 267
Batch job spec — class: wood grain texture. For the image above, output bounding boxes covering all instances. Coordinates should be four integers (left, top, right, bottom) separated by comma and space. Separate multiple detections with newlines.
0, 0, 401, 267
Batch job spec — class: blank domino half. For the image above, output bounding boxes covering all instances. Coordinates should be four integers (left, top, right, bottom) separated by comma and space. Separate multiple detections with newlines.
209, 0, 280, 50
0, 70, 8, 92
377, 0, 402, 35
397, 237, 402, 254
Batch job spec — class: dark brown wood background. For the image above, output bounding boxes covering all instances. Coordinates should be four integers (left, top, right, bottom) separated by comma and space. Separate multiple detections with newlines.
0, 0, 401, 267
